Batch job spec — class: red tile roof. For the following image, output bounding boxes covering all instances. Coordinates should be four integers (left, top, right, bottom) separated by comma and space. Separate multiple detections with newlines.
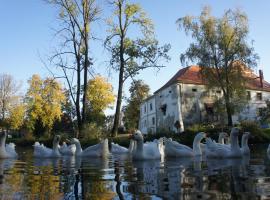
155, 65, 270, 93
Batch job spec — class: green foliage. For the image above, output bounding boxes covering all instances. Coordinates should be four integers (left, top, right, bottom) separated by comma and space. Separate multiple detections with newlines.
123, 80, 150, 130
178, 6, 258, 125
105, 0, 170, 136
80, 123, 105, 141
240, 120, 270, 142
259, 100, 270, 124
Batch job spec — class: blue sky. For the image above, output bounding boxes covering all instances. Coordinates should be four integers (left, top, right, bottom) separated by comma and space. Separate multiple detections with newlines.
1, 0, 270, 111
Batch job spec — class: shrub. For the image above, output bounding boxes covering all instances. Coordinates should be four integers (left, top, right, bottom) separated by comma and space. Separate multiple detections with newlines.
240, 120, 270, 143
81, 123, 105, 141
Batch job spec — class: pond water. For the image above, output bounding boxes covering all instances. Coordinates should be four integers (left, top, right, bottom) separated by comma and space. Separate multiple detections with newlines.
0, 145, 270, 200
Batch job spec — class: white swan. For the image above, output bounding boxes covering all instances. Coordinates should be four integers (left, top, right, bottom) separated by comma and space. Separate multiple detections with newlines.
164, 132, 206, 157
241, 132, 251, 155
33, 135, 61, 158
217, 132, 229, 144
0, 131, 17, 158
205, 127, 242, 158
70, 138, 109, 157
131, 130, 163, 160
111, 139, 135, 154
59, 142, 76, 156
201, 132, 229, 154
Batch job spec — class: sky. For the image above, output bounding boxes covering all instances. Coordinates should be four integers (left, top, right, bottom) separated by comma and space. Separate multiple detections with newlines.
1, 0, 270, 114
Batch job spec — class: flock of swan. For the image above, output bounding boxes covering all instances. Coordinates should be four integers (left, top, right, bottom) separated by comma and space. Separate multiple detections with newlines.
0, 127, 269, 160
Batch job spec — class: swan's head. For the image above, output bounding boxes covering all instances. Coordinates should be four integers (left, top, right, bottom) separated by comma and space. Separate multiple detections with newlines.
243, 132, 251, 139
53, 135, 60, 144
131, 130, 144, 141
230, 127, 240, 136
219, 132, 229, 139
195, 132, 207, 141
70, 138, 80, 144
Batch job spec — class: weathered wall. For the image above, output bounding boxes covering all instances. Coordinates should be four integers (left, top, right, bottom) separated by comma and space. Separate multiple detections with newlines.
139, 96, 156, 134
155, 84, 182, 133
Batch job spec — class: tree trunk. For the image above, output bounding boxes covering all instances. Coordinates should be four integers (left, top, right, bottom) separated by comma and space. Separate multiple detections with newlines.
225, 94, 233, 127
111, 67, 124, 137
76, 59, 82, 138
111, 31, 125, 137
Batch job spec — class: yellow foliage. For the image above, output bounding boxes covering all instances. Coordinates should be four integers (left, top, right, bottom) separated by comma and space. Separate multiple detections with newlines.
26, 74, 66, 132
8, 104, 26, 130
87, 76, 115, 113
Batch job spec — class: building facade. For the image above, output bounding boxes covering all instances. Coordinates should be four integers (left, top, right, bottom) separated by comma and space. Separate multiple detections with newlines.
139, 65, 270, 134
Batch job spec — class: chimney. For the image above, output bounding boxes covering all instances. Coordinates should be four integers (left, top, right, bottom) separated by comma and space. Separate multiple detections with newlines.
259, 69, 264, 88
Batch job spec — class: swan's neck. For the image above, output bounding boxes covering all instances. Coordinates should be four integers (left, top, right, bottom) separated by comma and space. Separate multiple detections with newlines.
53, 141, 60, 154
230, 134, 240, 149
74, 141, 83, 155
241, 136, 249, 148
218, 136, 225, 144
128, 140, 134, 152
133, 139, 143, 158
193, 136, 202, 155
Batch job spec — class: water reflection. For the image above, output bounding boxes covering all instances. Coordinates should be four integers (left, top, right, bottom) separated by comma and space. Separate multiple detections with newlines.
0, 147, 270, 199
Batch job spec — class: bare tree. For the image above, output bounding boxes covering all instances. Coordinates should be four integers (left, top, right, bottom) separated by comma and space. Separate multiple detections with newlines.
0, 74, 21, 124
46, 0, 100, 137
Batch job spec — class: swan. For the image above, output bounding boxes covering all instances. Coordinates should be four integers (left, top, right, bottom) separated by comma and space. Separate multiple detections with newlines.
241, 132, 251, 155
33, 135, 61, 158
217, 132, 229, 144
205, 127, 242, 158
0, 131, 17, 158
164, 132, 206, 157
201, 132, 229, 154
131, 130, 163, 160
70, 138, 109, 157
111, 139, 135, 154
59, 142, 76, 156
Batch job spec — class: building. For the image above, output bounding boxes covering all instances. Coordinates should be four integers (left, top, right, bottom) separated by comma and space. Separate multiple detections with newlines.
139, 65, 270, 134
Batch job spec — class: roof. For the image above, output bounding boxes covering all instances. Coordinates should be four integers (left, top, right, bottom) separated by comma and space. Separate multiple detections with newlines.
154, 65, 270, 93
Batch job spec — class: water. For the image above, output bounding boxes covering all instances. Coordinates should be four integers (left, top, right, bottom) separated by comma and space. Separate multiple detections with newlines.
0, 145, 270, 200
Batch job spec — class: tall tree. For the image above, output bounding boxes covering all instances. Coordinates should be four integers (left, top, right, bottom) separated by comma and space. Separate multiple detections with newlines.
105, 0, 170, 136
123, 80, 150, 130
0, 74, 21, 123
177, 7, 258, 126
25, 75, 66, 135
46, 0, 100, 137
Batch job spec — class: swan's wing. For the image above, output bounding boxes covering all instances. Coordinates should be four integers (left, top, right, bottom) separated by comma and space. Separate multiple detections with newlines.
59, 144, 76, 156
167, 140, 193, 151
82, 141, 106, 157
143, 142, 161, 159
5, 143, 17, 157
33, 142, 52, 157
111, 143, 128, 153
205, 138, 230, 158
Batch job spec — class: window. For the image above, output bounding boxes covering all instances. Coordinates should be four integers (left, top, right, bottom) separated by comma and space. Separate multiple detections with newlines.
160, 95, 162, 98
144, 105, 146, 113
192, 88, 197, 92
169, 90, 172, 93
144, 120, 147, 127
216, 90, 221, 94
256, 92, 262, 101
150, 103, 153, 111
152, 117, 155, 125
247, 91, 251, 100
160, 104, 167, 115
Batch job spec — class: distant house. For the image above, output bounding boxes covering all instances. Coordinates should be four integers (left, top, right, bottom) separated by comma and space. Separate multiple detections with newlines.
139, 65, 270, 134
